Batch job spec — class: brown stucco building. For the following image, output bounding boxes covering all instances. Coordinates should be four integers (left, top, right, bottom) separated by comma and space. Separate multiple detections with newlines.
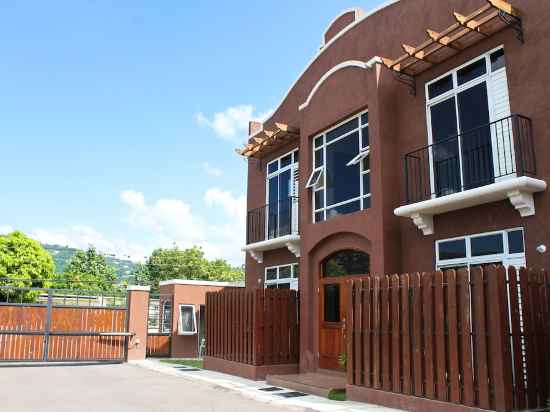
238, 0, 550, 374
159, 280, 243, 358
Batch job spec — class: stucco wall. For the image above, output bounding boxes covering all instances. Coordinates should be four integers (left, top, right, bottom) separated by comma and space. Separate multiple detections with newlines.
243, 0, 550, 372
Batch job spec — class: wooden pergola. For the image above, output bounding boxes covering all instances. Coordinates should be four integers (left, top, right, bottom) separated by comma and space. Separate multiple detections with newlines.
380, 0, 523, 94
236, 123, 300, 158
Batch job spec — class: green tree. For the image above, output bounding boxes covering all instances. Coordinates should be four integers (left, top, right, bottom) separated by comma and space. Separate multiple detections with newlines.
62, 246, 117, 291
145, 245, 243, 291
0, 231, 55, 302
131, 262, 150, 286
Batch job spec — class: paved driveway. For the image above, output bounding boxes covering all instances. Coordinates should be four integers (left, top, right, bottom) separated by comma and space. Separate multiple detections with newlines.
0, 364, 293, 412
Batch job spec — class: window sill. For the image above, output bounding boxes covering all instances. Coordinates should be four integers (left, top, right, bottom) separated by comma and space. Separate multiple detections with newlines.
394, 176, 547, 235
242, 234, 301, 263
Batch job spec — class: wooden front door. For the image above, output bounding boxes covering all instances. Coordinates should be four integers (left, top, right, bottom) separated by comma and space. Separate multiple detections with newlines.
318, 249, 371, 370
319, 277, 349, 370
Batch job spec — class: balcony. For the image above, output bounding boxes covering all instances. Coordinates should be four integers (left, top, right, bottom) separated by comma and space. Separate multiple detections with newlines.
243, 197, 300, 263
395, 115, 547, 235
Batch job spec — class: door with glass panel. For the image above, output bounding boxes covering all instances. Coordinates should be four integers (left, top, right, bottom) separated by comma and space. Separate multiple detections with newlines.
318, 250, 370, 370
427, 49, 510, 197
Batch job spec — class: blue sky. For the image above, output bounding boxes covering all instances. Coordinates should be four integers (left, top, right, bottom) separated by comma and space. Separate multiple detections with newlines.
0, 1, 386, 265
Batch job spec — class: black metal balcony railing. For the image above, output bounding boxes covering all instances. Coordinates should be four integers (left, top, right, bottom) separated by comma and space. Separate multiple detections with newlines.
404, 114, 536, 204
246, 197, 299, 245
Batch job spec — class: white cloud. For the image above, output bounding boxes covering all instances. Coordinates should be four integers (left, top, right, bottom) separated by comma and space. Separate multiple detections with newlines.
0, 225, 14, 235
204, 188, 246, 220
196, 104, 272, 143
202, 162, 222, 177
29, 225, 149, 262
26, 188, 247, 266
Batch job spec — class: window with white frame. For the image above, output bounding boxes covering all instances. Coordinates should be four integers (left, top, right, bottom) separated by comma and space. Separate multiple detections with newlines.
161, 300, 172, 333
436, 228, 525, 270
425, 47, 511, 196
307, 111, 371, 222
178, 304, 197, 335
266, 149, 299, 239
264, 263, 299, 290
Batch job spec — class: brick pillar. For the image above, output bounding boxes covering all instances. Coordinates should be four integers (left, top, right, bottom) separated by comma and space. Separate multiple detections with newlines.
126, 285, 150, 361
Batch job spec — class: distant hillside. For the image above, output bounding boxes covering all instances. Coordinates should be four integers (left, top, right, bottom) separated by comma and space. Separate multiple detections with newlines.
43, 244, 138, 281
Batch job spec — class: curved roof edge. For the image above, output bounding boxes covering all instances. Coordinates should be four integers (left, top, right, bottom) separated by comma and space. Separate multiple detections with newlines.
251, 0, 402, 135
320, 7, 365, 48
298, 60, 368, 111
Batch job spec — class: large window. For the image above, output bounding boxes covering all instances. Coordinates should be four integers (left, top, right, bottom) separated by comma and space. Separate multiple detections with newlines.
178, 304, 197, 335
264, 263, 299, 290
307, 111, 371, 222
436, 228, 525, 270
322, 250, 370, 277
266, 149, 299, 239
426, 47, 511, 197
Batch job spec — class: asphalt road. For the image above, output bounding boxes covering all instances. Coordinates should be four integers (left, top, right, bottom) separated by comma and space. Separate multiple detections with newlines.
0, 363, 292, 412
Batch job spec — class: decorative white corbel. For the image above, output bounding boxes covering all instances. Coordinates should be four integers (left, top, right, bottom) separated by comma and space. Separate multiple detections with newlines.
411, 213, 434, 236
285, 241, 301, 258
248, 250, 263, 263
507, 190, 536, 217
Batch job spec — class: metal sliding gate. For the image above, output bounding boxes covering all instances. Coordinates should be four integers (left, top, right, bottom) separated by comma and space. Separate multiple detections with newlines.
0, 285, 130, 363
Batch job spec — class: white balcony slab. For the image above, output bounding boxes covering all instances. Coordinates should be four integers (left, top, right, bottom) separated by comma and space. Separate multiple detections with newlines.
394, 176, 547, 235
242, 234, 301, 263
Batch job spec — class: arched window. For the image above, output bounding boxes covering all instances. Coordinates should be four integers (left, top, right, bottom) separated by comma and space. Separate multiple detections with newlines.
322, 249, 370, 277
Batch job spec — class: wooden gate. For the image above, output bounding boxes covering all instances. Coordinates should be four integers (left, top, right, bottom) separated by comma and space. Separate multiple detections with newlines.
146, 293, 172, 358
0, 286, 129, 363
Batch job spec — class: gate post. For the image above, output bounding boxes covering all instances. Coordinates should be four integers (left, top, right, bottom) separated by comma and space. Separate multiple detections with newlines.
126, 285, 150, 361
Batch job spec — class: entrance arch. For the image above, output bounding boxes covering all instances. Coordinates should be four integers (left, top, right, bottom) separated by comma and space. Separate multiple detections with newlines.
318, 249, 370, 370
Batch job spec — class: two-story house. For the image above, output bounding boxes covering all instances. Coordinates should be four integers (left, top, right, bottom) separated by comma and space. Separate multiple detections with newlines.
237, 0, 549, 374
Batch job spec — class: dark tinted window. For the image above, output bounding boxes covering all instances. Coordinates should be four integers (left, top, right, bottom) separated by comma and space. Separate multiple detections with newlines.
293, 264, 299, 278
324, 284, 340, 322
266, 284, 277, 289
326, 118, 359, 142
280, 154, 292, 168
314, 211, 324, 222
490, 49, 505, 72
314, 136, 323, 148
471, 234, 504, 256
362, 156, 370, 171
325, 132, 360, 206
307, 169, 323, 187
438, 239, 467, 260
361, 126, 369, 148
323, 250, 370, 277
315, 149, 324, 168
279, 266, 291, 279
314, 190, 324, 209
326, 200, 360, 220
278, 283, 291, 289
266, 268, 277, 280
268, 161, 278, 174
428, 75, 453, 99
293, 150, 299, 163
508, 230, 524, 254
457, 59, 487, 85
362, 173, 371, 195
361, 112, 369, 125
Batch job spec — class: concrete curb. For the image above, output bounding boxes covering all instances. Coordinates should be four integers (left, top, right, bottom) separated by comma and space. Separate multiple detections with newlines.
129, 360, 402, 412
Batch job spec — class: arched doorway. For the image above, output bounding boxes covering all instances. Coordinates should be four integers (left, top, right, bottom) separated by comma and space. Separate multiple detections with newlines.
319, 249, 370, 370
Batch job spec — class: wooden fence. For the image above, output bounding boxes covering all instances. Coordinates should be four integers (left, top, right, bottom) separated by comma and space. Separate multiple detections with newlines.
146, 334, 171, 358
346, 266, 550, 412
205, 288, 299, 366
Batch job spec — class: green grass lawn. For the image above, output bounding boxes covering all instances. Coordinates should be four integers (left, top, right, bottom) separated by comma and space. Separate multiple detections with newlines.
160, 359, 204, 369
327, 389, 347, 401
